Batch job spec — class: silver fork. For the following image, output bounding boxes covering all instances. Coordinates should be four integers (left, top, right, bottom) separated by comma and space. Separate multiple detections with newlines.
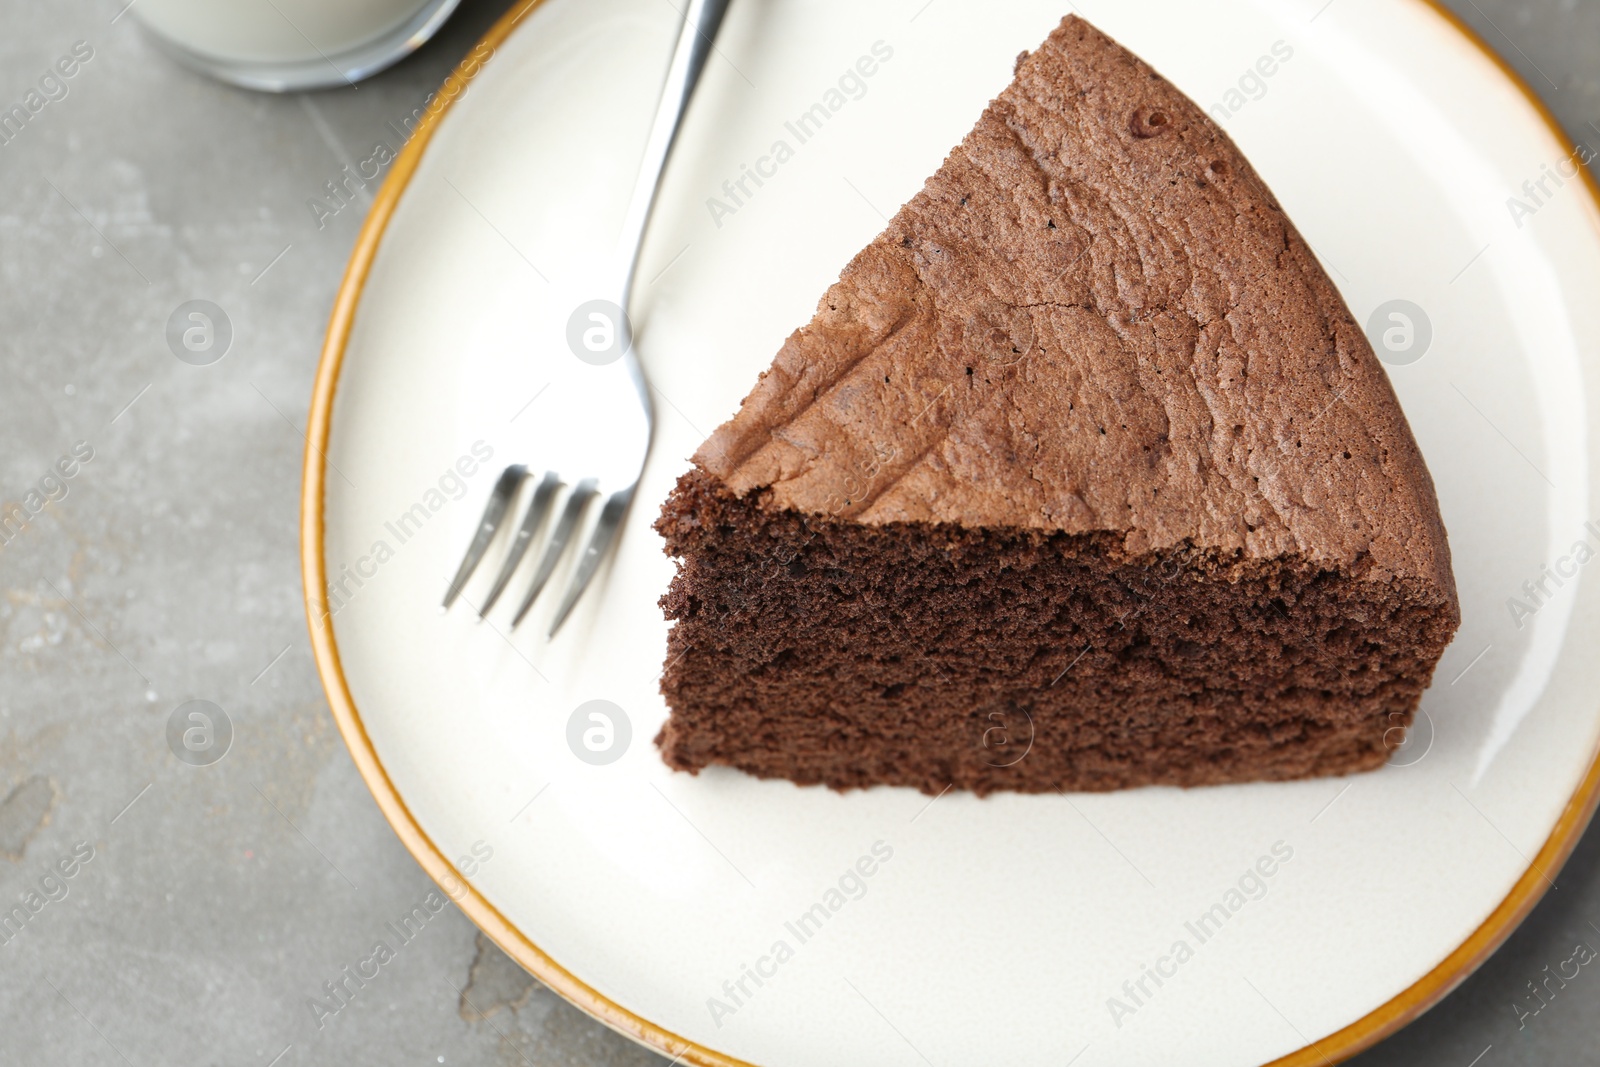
442, 0, 733, 636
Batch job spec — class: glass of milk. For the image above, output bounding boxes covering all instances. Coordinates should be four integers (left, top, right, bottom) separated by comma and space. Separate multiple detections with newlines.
130, 0, 463, 91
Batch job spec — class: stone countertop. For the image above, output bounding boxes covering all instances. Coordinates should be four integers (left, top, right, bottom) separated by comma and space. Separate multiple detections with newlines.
0, 0, 1595, 1064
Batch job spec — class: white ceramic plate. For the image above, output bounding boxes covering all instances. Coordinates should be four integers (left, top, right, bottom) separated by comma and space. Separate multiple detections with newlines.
304, 0, 1600, 1063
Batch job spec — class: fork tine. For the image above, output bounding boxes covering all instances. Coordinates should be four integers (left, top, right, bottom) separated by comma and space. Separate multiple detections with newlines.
478, 471, 562, 617
443, 464, 527, 608
511, 477, 600, 628
548, 484, 636, 637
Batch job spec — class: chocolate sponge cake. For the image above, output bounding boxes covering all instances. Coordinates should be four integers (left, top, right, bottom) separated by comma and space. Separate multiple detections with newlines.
655, 15, 1459, 794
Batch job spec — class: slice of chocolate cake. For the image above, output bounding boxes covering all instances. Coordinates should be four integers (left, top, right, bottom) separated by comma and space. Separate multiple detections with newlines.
655, 15, 1460, 795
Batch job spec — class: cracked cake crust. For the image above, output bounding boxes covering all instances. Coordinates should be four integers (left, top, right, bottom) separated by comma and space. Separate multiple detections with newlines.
694, 15, 1453, 592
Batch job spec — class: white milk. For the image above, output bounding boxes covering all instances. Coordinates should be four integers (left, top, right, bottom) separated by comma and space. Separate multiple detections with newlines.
134, 0, 435, 65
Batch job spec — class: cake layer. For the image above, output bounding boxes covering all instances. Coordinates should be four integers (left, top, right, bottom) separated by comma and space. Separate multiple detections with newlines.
654, 13, 1459, 795
656, 471, 1457, 794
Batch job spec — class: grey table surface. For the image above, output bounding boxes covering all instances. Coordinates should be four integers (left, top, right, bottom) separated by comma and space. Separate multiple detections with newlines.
0, 0, 1596, 1064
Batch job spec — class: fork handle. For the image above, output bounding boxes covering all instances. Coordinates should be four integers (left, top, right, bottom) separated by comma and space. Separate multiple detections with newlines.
614, 0, 733, 311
